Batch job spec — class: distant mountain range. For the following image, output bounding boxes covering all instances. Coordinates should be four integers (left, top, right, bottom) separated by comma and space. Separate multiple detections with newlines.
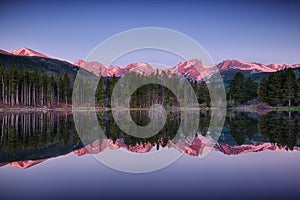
1, 47, 300, 82
74, 58, 300, 80
217, 59, 300, 73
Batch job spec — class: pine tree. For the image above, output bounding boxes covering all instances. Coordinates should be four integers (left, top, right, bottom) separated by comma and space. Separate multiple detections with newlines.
0, 67, 4, 104
96, 77, 104, 107
267, 72, 282, 106
9, 66, 18, 106
62, 73, 70, 104
244, 77, 258, 102
229, 72, 245, 104
258, 77, 269, 103
56, 76, 61, 105
282, 68, 297, 106
297, 76, 300, 105
198, 80, 210, 106
4, 70, 9, 105
47, 75, 54, 107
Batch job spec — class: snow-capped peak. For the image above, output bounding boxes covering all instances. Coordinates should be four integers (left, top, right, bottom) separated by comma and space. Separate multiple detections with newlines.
6, 47, 300, 79
168, 59, 214, 80
217, 60, 299, 73
124, 62, 154, 75
11, 48, 49, 58
73, 60, 108, 76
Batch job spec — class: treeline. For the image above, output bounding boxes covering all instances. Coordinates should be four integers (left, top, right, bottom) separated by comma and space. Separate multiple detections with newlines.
228, 72, 258, 104
0, 66, 71, 107
95, 72, 211, 108
129, 79, 211, 108
228, 68, 300, 107
258, 68, 300, 106
5, 65, 299, 108
1, 66, 212, 108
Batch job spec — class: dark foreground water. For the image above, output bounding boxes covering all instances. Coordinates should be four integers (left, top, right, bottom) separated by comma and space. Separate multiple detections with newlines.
0, 110, 299, 200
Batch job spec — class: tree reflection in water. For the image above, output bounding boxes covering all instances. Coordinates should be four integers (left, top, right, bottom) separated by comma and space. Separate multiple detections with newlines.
0, 110, 299, 166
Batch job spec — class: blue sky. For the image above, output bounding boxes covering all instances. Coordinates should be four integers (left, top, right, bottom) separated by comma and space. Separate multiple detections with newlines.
0, 0, 299, 65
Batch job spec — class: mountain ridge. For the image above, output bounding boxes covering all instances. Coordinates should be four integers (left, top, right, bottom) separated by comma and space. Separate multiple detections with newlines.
217, 59, 300, 73
1, 47, 300, 80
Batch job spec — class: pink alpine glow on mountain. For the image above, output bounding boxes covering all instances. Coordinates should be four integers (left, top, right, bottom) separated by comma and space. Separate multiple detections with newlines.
9, 159, 47, 169
75, 59, 213, 80
74, 60, 108, 76
102, 62, 154, 76
217, 59, 299, 72
125, 62, 154, 75
102, 66, 125, 77
3, 47, 300, 77
75, 137, 300, 157
73, 61, 154, 76
167, 59, 215, 80
11, 48, 49, 58
71, 57, 300, 77
2, 137, 300, 169
73, 138, 154, 156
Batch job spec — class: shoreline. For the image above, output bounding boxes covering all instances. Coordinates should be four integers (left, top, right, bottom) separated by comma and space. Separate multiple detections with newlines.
0, 105, 299, 112
230, 106, 300, 112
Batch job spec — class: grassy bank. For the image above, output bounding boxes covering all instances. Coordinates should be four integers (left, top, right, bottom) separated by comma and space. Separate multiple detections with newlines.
272, 106, 300, 111
229, 105, 300, 112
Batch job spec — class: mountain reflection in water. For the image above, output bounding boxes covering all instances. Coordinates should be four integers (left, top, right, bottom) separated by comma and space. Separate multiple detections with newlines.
0, 110, 299, 169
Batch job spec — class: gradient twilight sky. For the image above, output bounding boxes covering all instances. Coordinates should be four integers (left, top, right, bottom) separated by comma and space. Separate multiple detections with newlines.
0, 0, 300, 65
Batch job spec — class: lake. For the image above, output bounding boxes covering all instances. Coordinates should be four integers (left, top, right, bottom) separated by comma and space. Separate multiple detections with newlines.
0, 110, 299, 199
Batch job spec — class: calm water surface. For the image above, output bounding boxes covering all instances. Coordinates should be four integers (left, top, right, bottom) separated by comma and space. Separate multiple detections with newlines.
0, 110, 299, 200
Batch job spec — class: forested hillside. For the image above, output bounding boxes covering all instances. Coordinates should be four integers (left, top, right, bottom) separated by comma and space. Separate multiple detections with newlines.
0, 53, 78, 76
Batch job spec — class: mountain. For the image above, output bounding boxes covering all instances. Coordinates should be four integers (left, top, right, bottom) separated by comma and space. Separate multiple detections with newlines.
0, 50, 79, 76
2, 135, 300, 169
0, 162, 8, 167
74, 61, 155, 77
9, 159, 47, 169
75, 136, 300, 157
76, 59, 300, 81
55, 137, 300, 159
217, 59, 300, 73
167, 59, 215, 80
124, 62, 154, 75
11, 47, 49, 58
73, 139, 154, 156
168, 135, 213, 156
75, 59, 212, 80
215, 143, 293, 155
0, 49, 11, 55
102, 66, 125, 77
1, 47, 300, 82
74, 60, 107, 76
